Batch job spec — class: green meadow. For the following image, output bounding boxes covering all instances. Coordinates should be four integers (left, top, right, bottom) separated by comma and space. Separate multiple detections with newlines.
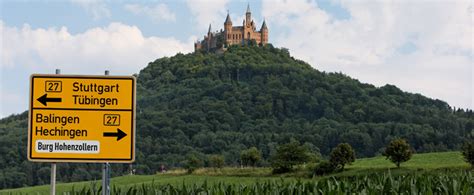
1, 151, 472, 194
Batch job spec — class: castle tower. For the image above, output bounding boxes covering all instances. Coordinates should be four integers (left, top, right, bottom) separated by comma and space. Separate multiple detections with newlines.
244, 4, 252, 43
207, 24, 212, 51
245, 4, 251, 27
224, 12, 232, 45
260, 19, 268, 45
208, 23, 212, 36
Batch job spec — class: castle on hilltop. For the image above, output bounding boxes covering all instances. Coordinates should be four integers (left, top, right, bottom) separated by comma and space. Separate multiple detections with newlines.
194, 4, 268, 52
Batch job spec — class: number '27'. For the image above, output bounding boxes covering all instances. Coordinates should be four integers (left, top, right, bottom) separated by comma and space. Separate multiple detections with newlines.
104, 114, 120, 126
45, 81, 62, 92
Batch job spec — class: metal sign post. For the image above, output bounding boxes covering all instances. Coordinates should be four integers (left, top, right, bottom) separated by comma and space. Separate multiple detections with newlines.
102, 70, 110, 195
102, 162, 110, 195
50, 162, 56, 195
50, 68, 60, 195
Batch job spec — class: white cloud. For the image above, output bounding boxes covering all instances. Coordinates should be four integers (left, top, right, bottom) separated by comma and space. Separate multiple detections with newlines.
262, 0, 472, 109
186, 0, 230, 32
71, 0, 111, 20
124, 3, 176, 22
0, 88, 22, 118
0, 21, 193, 118
1, 21, 193, 73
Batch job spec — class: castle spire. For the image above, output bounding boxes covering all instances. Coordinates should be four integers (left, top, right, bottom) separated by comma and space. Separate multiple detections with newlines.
208, 23, 211, 33
225, 12, 232, 24
261, 19, 267, 30
245, 3, 251, 26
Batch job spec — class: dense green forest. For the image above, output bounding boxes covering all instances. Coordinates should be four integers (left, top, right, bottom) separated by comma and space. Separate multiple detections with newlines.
0, 45, 472, 188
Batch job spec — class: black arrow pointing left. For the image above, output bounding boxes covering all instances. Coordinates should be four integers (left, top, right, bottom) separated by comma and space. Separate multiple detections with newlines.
37, 94, 62, 106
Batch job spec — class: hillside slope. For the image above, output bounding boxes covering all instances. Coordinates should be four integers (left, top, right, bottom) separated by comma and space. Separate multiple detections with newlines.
135, 45, 472, 162
0, 45, 472, 188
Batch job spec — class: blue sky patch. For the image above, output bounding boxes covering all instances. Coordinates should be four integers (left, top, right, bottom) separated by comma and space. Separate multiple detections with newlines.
397, 41, 418, 55
316, 0, 351, 20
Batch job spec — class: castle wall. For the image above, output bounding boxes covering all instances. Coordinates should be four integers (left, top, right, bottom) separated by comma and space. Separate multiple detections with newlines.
195, 7, 268, 52
224, 27, 265, 46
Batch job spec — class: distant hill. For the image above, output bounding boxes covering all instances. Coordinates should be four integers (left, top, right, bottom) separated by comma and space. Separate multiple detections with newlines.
0, 45, 472, 188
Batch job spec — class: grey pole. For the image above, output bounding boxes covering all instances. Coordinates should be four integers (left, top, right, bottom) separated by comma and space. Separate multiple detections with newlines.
50, 69, 60, 195
102, 70, 110, 195
102, 163, 110, 195
50, 163, 56, 195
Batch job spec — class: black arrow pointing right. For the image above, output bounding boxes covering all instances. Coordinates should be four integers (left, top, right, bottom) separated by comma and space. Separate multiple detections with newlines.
37, 94, 62, 106
103, 129, 127, 141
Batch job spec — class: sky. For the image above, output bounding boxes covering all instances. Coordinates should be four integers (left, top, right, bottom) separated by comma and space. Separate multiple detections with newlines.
0, 0, 472, 118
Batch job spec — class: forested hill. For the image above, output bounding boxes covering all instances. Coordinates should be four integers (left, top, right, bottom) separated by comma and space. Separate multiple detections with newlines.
136, 45, 472, 159
0, 45, 472, 188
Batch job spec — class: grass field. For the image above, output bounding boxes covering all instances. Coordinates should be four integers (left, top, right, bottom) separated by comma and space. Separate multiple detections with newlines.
335, 151, 470, 176
349, 150, 467, 169
1, 151, 471, 194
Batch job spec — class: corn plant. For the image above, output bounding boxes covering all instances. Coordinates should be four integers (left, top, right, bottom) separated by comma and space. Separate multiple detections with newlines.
60, 171, 472, 195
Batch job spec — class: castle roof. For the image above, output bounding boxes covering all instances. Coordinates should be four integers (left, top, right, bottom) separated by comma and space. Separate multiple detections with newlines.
225, 13, 232, 24
261, 20, 267, 30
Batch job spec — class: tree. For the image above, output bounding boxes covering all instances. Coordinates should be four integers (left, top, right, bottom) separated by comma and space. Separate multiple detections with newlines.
209, 154, 225, 169
216, 34, 224, 48
461, 141, 474, 168
270, 140, 310, 173
329, 143, 355, 170
184, 155, 203, 173
383, 138, 413, 168
240, 147, 262, 167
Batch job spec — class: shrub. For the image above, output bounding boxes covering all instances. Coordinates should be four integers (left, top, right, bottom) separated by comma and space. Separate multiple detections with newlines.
209, 155, 225, 169
314, 160, 335, 175
184, 155, 203, 173
240, 147, 262, 167
461, 141, 474, 168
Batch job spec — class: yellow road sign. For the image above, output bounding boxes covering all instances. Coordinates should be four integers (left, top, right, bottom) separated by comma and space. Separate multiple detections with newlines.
28, 74, 136, 163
